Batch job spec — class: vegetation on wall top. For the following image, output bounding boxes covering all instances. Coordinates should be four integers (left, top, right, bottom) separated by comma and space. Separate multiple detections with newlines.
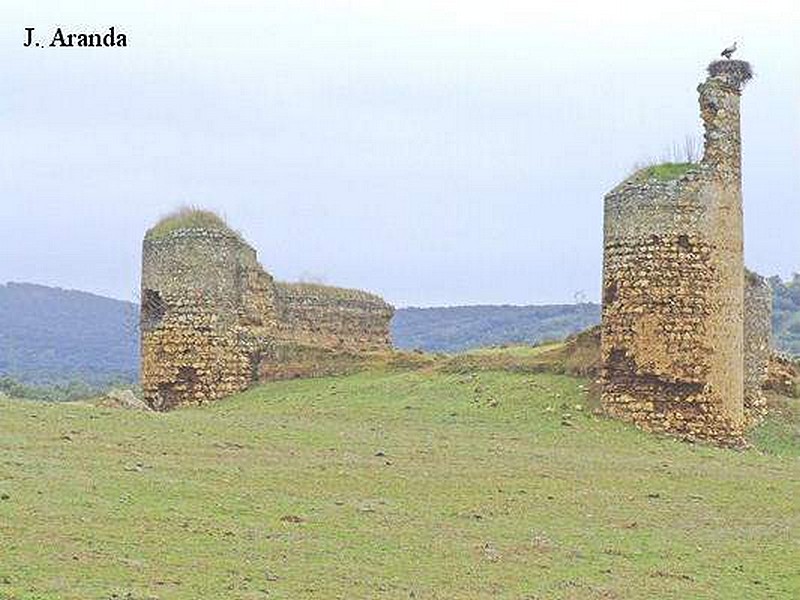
145, 206, 241, 241
631, 162, 697, 182
275, 281, 390, 304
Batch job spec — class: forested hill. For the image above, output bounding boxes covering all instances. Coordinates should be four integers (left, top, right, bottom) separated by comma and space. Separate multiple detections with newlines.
0, 282, 602, 383
392, 275, 800, 354
770, 274, 800, 356
0, 282, 138, 385
2, 278, 800, 385
391, 303, 601, 352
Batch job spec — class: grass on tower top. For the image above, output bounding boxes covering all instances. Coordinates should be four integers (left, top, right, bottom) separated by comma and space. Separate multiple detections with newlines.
631, 162, 696, 182
145, 207, 241, 240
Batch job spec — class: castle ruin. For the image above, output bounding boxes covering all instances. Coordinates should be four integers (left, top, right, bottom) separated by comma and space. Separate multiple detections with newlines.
140, 211, 393, 410
743, 270, 772, 424
600, 59, 771, 445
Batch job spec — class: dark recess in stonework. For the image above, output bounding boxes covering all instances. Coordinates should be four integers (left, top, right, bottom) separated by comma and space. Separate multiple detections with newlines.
141, 289, 167, 330
603, 281, 618, 305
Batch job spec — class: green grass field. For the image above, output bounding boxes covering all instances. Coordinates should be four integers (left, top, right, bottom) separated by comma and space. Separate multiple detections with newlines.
1, 364, 799, 599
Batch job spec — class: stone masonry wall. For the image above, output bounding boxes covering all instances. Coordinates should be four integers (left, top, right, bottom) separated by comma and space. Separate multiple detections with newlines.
600, 61, 752, 445
273, 282, 394, 352
140, 228, 276, 410
744, 270, 772, 424
141, 225, 394, 410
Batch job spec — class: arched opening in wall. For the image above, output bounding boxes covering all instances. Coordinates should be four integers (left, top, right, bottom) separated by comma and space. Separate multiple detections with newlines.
248, 351, 262, 384
141, 289, 167, 330
603, 280, 618, 305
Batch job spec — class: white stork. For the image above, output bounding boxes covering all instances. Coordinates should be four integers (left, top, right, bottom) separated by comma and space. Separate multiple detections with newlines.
721, 41, 737, 60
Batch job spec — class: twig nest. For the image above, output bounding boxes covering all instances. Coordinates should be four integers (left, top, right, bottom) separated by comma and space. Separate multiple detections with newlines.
707, 60, 753, 89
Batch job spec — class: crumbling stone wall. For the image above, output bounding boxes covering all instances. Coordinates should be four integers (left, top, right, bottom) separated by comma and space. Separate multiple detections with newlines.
141, 222, 394, 410
601, 61, 753, 445
744, 270, 772, 424
765, 352, 800, 398
274, 282, 394, 352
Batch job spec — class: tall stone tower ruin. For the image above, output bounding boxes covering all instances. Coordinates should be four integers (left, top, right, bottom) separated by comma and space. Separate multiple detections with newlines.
140, 209, 394, 411
140, 219, 276, 410
601, 60, 754, 444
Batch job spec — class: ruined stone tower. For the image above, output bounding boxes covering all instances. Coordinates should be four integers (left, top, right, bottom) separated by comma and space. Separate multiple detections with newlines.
140, 215, 276, 410
601, 60, 754, 444
140, 209, 394, 410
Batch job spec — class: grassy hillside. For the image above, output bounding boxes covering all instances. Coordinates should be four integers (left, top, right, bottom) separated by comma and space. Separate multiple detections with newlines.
1, 360, 798, 599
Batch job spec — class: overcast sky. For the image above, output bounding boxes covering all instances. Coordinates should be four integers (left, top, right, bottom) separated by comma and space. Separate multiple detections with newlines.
2, 1, 799, 307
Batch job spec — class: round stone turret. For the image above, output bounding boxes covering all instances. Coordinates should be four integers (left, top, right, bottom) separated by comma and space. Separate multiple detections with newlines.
140, 210, 276, 410
600, 60, 753, 445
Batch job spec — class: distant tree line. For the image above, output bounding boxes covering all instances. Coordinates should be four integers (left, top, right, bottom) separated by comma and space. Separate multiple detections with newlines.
770, 274, 800, 355
0, 375, 137, 402
391, 303, 601, 353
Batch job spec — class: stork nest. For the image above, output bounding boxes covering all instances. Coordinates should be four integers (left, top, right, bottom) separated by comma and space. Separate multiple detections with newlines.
707, 60, 753, 89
